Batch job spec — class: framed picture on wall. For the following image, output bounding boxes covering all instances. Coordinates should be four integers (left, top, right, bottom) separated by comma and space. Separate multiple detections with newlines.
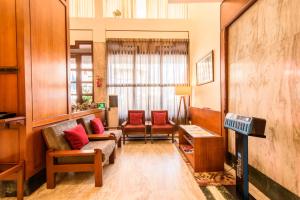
196, 50, 214, 85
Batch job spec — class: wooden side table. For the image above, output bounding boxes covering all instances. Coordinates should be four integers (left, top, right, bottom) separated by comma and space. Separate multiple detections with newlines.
178, 125, 224, 172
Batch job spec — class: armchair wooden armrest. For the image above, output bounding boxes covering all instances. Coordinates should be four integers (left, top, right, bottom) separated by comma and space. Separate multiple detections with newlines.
88, 133, 116, 141
121, 120, 128, 127
168, 120, 176, 126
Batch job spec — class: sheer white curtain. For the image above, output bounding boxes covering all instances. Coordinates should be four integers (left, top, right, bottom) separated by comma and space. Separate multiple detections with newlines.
70, 0, 95, 18
107, 39, 189, 120
103, 0, 187, 19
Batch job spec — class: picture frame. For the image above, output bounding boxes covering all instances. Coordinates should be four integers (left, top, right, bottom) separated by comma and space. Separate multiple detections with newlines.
196, 50, 214, 85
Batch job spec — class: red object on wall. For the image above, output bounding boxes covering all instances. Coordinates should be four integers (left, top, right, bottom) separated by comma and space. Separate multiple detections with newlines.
96, 77, 103, 87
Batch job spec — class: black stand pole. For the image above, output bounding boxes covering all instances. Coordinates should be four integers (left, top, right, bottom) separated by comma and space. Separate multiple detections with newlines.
236, 131, 249, 200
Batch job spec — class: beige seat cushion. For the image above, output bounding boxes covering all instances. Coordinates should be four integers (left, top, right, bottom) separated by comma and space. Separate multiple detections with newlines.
57, 140, 115, 166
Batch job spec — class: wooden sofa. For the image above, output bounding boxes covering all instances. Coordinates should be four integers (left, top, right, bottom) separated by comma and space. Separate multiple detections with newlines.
42, 120, 116, 189
77, 114, 122, 148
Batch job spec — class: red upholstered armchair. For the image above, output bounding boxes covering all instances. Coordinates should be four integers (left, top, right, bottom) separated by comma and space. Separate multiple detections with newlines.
121, 110, 146, 144
150, 110, 175, 143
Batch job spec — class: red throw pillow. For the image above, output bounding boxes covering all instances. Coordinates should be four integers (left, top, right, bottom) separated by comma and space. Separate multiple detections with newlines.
153, 112, 167, 125
90, 118, 105, 134
63, 124, 89, 149
129, 113, 143, 125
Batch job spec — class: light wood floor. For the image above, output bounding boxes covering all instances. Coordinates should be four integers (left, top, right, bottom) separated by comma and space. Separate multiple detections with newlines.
11, 141, 207, 200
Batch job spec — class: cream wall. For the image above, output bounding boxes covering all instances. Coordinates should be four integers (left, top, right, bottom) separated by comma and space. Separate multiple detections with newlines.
189, 4, 220, 111
70, 0, 221, 109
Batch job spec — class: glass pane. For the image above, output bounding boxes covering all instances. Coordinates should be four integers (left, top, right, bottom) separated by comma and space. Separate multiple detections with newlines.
70, 57, 76, 69
70, 70, 76, 82
71, 95, 77, 105
135, 54, 160, 84
107, 54, 134, 84
82, 83, 93, 94
81, 71, 93, 81
81, 55, 92, 69
79, 44, 92, 50
71, 83, 77, 94
82, 95, 93, 103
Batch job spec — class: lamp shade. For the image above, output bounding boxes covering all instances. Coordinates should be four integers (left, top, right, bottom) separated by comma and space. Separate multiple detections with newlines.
175, 86, 192, 96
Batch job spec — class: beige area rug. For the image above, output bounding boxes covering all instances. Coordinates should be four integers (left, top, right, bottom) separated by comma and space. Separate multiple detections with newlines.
175, 143, 236, 186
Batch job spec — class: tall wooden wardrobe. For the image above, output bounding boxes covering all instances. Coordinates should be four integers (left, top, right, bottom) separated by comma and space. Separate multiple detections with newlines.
0, 0, 70, 193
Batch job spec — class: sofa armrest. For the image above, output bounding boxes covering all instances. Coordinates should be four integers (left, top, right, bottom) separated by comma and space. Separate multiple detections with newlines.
168, 120, 176, 126
88, 133, 116, 141
47, 149, 101, 158
104, 126, 121, 130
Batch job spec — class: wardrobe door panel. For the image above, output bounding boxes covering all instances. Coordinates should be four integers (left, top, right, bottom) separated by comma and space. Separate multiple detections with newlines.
0, 74, 18, 112
0, 0, 17, 67
30, 0, 69, 122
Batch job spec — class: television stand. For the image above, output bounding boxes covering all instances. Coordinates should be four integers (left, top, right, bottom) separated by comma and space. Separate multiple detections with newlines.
178, 125, 224, 172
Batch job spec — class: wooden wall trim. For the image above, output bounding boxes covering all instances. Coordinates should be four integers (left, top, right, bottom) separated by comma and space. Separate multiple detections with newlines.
70, 109, 104, 119
188, 107, 221, 135
220, 0, 257, 152
31, 114, 70, 128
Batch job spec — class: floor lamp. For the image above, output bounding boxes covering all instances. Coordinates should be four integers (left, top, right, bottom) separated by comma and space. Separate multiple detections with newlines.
175, 86, 191, 124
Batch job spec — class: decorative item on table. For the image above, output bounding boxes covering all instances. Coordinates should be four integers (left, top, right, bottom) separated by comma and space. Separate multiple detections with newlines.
196, 50, 214, 85
71, 102, 98, 112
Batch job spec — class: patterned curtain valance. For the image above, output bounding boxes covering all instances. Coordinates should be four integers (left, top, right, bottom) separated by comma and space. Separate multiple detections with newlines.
106, 38, 189, 54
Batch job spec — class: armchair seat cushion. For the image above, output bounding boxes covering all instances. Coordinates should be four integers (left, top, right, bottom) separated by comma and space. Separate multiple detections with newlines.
57, 140, 115, 165
153, 112, 167, 125
129, 113, 143, 125
151, 124, 173, 133
124, 124, 146, 132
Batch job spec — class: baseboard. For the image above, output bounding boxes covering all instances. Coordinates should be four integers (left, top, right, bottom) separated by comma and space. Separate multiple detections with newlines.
0, 169, 46, 197
226, 152, 299, 200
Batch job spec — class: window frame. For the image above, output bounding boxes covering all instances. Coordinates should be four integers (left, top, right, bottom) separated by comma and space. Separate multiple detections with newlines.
70, 41, 94, 105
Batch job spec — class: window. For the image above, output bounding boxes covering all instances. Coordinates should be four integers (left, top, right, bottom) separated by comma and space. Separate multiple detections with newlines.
107, 39, 189, 120
70, 41, 94, 105
103, 0, 188, 19
70, 0, 95, 18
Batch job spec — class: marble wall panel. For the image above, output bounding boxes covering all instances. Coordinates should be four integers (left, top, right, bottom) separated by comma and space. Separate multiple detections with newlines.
228, 0, 300, 196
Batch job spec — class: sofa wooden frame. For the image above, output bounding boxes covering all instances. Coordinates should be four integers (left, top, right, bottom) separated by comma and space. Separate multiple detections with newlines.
45, 145, 116, 189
